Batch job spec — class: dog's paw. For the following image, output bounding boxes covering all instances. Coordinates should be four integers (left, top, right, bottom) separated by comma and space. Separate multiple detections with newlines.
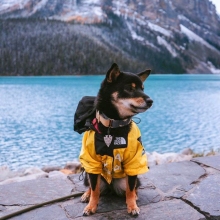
83, 204, 97, 216
81, 192, 90, 203
127, 206, 140, 216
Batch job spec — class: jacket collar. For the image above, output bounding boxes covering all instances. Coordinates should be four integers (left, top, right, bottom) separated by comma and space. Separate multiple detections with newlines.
96, 111, 131, 128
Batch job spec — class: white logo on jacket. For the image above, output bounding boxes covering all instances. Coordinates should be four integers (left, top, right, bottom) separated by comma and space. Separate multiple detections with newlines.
114, 137, 126, 145
115, 153, 122, 162
114, 165, 121, 171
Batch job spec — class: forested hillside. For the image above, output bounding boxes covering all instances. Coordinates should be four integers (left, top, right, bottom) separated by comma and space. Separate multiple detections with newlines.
0, 18, 188, 76
0, 19, 139, 75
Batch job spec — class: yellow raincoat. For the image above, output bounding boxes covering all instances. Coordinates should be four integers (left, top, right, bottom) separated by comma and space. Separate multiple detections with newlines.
79, 121, 149, 184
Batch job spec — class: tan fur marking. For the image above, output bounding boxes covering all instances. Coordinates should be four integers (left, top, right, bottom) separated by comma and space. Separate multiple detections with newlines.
131, 83, 136, 88
83, 175, 101, 215
133, 97, 145, 105
126, 176, 140, 215
81, 188, 91, 203
112, 91, 118, 99
112, 94, 147, 118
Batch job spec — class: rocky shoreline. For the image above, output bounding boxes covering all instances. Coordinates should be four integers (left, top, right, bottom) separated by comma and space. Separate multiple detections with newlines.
0, 154, 219, 219
0, 148, 219, 186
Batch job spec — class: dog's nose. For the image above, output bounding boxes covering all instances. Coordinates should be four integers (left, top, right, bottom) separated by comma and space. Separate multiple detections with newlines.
146, 98, 153, 107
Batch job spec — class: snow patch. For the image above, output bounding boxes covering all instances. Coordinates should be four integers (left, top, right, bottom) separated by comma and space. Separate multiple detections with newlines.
126, 21, 160, 50
145, 41, 160, 51
148, 22, 172, 37
0, 0, 30, 13
126, 22, 144, 41
31, 0, 48, 15
157, 36, 177, 57
178, 15, 201, 30
207, 61, 220, 74
83, 0, 101, 4
180, 24, 219, 52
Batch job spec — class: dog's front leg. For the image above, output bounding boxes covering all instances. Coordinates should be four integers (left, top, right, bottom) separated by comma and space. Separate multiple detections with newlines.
126, 175, 140, 216
83, 173, 100, 216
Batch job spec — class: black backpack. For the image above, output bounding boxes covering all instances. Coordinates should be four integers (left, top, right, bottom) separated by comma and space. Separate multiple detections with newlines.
74, 96, 96, 134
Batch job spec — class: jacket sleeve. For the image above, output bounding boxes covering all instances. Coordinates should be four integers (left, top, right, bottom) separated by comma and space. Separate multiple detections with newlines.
123, 123, 149, 176
79, 131, 103, 174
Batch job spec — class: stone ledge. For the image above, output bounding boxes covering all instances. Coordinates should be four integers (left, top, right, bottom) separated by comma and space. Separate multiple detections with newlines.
185, 174, 220, 219
192, 155, 220, 171
72, 199, 205, 220
0, 155, 219, 219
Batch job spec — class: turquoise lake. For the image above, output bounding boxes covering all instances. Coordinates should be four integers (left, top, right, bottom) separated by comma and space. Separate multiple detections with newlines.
0, 75, 220, 170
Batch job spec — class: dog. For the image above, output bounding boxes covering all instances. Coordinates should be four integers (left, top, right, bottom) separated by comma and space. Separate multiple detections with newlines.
79, 63, 153, 216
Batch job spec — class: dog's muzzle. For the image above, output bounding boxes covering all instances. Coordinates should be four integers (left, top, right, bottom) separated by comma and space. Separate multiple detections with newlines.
146, 98, 153, 108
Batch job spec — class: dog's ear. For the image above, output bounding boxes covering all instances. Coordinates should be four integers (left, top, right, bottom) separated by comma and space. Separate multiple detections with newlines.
138, 69, 151, 82
106, 63, 120, 83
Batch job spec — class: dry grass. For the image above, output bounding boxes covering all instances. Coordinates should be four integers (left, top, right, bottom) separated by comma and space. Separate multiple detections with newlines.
192, 148, 220, 158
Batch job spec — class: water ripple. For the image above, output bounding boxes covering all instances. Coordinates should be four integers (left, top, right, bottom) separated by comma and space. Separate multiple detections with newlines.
0, 75, 220, 170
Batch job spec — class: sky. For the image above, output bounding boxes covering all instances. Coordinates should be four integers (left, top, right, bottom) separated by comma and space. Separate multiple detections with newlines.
211, 0, 220, 14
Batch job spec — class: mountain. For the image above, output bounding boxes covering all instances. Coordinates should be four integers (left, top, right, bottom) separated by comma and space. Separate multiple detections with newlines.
0, 0, 220, 75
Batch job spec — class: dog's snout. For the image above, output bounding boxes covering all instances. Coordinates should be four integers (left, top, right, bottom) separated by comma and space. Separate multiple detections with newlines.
146, 98, 153, 107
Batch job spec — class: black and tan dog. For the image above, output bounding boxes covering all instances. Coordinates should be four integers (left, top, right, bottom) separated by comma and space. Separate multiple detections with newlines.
79, 63, 153, 216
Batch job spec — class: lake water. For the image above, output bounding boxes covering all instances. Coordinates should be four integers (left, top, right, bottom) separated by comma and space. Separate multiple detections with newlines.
0, 75, 220, 170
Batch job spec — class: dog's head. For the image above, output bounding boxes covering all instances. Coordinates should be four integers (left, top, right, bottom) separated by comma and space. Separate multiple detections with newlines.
96, 63, 153, 120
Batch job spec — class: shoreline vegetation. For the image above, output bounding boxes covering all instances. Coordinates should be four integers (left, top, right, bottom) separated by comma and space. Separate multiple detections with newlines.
0, 148, 219, 186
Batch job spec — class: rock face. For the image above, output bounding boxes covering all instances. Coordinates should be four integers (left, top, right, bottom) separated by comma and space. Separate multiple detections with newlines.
0, 0, 220, 74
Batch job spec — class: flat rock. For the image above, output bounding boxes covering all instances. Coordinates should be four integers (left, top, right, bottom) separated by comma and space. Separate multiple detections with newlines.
140, 161, 205, 198
42, 165, 62, 173
68, 174, 88, 193
68, 174, 88, 192
0, 166, 16, 182
8, 204, 69, 220
64, 196, 120, 219
64, 187, 161, 218
0, 172, 48, 185
192, 155, 220, 171
0, 178, 74, 206
48, 171, 67, 179
1, 158, 218, 219
0, 205, 6, 212
137, 187, 161, 206
63, 199, 86, 219
0, 206, 32, 219
185, 174, 220, 219
63, 176, 161, 218
74, 199, 205, 220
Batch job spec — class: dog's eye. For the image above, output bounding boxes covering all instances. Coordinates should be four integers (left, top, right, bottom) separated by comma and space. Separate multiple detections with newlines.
125, 85, 135, 92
